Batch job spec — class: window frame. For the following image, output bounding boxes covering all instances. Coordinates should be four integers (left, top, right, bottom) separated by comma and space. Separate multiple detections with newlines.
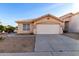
23, 24, 30, 31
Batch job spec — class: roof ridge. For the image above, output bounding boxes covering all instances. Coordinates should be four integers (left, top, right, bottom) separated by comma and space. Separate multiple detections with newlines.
60, 13, 73, 18
16, 14, 63, 23
73, 12, 79, 15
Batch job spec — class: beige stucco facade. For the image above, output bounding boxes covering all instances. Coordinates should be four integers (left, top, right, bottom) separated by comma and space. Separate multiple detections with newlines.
16, 23, 33, 34
16, 14, 64, 34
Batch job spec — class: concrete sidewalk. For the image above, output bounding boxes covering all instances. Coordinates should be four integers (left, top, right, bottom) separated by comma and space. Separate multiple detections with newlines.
0, 52, 52, 56
0, 52, 79, 56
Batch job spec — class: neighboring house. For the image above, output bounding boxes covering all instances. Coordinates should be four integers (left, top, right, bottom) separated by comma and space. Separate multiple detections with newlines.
69, 12, 79, 32
16, 14, 64, 34
60, 13, 74, 32
60, 12, 79, 33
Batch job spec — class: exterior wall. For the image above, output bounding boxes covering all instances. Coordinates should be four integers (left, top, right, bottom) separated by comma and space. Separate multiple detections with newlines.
69, 14, 79, 32
59, 13, 73, 32
63, 17, 72, 32
60, 13, 73, 21
33, 16, 64, 34
63, 17, 72, 22
16, 16, 64, 34
60, 13, 79, 33
17, 23, 23, 33
17, 23, 32, 34
34, 16, 64, 28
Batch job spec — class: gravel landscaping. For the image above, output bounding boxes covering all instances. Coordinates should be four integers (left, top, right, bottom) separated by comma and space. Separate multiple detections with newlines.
0, 34, 35, 53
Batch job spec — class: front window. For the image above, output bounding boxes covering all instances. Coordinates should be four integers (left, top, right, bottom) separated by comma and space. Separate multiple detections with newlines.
23, 24, 30, 30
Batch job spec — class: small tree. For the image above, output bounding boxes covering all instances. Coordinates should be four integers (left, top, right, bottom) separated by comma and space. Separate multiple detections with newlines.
0, 25, 5, 32
5, 25, 16, 33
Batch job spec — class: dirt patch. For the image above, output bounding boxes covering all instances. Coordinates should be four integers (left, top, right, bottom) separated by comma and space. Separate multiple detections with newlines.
0, 34, 35, 53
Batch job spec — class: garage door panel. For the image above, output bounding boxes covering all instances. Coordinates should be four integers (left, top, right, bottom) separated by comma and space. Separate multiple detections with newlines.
36, 24, 62, 34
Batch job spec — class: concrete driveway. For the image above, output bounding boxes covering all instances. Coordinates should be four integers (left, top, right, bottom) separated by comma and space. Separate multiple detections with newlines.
35, 34, 79, 56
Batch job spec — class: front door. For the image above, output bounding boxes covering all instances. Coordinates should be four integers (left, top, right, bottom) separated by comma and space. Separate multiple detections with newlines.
64, 21, 69, 32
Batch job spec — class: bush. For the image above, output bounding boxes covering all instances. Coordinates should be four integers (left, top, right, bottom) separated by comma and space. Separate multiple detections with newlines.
0, 25, 16, 33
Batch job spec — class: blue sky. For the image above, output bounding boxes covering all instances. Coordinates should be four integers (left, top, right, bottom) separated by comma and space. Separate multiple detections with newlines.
0, 3, 73, 26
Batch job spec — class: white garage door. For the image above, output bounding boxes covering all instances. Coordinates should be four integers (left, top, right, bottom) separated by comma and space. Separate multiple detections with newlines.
36, 24, 62, 34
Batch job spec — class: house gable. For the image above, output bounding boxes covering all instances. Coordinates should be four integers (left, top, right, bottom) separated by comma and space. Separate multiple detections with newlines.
33, 14, 63, 25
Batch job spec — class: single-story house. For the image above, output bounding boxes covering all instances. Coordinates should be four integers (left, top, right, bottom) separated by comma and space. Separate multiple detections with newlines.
16, 12, 79, 34
16, 14, 64, 34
